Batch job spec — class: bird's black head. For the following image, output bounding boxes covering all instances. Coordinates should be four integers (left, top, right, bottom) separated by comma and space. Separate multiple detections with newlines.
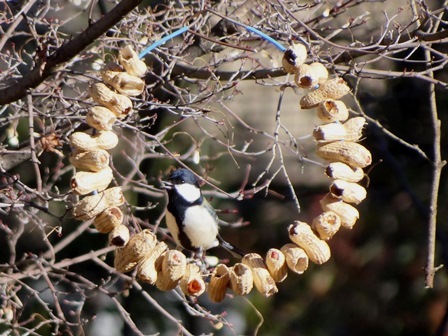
164, 168, 202, 189
163, 168, 203, 205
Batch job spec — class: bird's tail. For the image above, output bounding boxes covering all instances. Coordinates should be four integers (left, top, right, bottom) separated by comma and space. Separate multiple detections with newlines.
217, 235, 245, 258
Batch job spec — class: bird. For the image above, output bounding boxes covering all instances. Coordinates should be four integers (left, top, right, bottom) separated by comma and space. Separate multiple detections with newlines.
162, 168, 244, 258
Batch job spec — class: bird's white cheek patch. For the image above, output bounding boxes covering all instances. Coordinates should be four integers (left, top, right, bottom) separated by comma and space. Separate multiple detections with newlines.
175, 183, 201, 203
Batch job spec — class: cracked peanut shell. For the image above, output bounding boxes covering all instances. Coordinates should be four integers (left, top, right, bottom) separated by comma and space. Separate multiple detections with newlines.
343, 117, 366, 141
314, 117, 365, 143
93, 206, 123, 234
312, 211, 341, 240
118, 45, 147, 77
317, 99, 349, 122
313, 122, 347, 143
325, 162, 364, 182
265, 248, 288, 282
114, 229, 158, 273
295, 62, 328, 88
281, 243, 309, 274
109, 224, 130, 247
330, 179, 367, 204
229, 263, 254, 296
179, 263, 206, 297
138, 241, 168, 285
282, 43, 307, 73
72, 187, 124, 220
208, 264, 230, 303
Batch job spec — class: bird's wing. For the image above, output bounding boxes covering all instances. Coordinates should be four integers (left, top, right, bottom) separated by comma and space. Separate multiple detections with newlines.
203, 197, 245, 258
202, 197, 219, 222
217, 235, 245, 258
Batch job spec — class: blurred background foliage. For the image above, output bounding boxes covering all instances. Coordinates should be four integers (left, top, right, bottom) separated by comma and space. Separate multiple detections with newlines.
1, 0, 448, 335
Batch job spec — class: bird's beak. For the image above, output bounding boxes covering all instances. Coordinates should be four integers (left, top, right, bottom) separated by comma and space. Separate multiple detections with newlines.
160, 180, 173, 190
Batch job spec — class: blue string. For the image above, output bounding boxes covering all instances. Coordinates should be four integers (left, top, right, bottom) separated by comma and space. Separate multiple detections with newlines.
242, 25, 286, 52
138, 21, 286, 59
139, 26, 190, 59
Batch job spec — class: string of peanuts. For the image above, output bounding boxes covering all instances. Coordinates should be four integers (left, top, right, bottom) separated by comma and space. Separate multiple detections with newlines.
68, 43, 372, 302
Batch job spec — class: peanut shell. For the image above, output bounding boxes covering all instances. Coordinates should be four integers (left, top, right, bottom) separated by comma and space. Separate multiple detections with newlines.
72, 187, 125, 221
109, 224, 130, 247
161, 250, 187, 282
281, 243, 309, 274
118, 45, 147, 77
312, 211, 341, 240
114, 229, 158, 273
282, 43, 307, 73
265, 248, 288, 282
156, 262, 181, 291
229, 263, 254, 296
313, 122, 347, 143
138, 242, 168, 285
325, 162, 364, 182
242, 253, 278, 297
343, 116, 366, 141
94, 206, 123, 234
316, 141, 372, 168
69, 131, 118, 151
295, 62, 328, 88
89, 83, 133, 118
330, 179, 367, 204
208, 264, 230, 303
300, 78, 350, 109
179, 263, 206, 297
288, 221, 331, 265
317, 99, 349, 122
86, 106, 117, 131
101, 63, 145, 96
70, 166, 113, 195
320, 193, 359, 229
69, 149, 110, 172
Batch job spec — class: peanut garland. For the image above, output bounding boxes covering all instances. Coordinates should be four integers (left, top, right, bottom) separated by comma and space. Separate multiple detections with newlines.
69, 46, 146, 242
69, 43, 371, 302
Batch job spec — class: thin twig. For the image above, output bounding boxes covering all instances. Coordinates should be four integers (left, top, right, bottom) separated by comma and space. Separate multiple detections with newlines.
27, 93, 42, 192
0, 0, 144, 105
0, 246, 116, 284
92, 258, 194, 336
274, 85, 301, 213
42, 219, 93, 259
0, 0, 38, 52
424, 2, 447, 288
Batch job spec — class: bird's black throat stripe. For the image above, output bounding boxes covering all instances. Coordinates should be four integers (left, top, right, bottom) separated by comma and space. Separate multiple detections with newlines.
167, 190, 203, 252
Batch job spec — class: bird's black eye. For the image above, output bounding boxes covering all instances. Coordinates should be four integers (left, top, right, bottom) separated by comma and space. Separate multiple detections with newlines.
171, 178, 185, 185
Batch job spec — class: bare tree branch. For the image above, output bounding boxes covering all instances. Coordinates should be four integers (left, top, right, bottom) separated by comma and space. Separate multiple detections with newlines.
0, 0, 144, 105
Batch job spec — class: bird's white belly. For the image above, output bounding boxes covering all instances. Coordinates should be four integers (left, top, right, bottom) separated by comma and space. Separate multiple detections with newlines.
183, 205, 219, 250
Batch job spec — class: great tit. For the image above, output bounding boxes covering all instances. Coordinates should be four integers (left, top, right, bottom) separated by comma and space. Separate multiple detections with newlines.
162, 168, 244, 258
